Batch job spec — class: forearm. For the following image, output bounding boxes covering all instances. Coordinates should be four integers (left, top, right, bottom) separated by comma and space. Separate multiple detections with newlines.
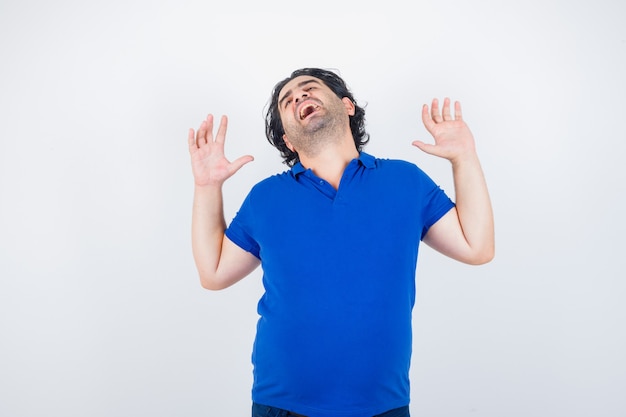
451, 152, 495, 261
191, 184, 227, 287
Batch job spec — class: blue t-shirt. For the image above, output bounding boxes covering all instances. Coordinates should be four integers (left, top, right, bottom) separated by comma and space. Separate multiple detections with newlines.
225, 152, 454, 417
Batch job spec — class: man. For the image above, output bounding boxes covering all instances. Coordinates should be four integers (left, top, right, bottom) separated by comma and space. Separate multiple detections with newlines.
188, 68, 494, 417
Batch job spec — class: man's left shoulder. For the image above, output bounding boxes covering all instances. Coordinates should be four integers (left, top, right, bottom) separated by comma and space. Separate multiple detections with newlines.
366, 153, 420, 174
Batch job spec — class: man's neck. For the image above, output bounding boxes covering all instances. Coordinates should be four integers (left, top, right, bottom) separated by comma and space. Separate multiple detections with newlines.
298, 141, 359, 190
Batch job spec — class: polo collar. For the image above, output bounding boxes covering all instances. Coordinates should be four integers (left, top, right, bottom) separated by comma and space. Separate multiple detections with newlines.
291, 152, 376, 176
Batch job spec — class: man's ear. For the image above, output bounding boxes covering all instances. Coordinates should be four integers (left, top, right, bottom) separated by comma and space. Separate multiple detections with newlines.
283, 135, 295, 152
342, 97, 356, 116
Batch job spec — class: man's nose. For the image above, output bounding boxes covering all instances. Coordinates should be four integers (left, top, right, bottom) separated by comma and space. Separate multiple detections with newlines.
294, 91, 309, 103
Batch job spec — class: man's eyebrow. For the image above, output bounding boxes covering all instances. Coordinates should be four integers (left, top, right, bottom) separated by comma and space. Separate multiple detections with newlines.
278, 79, 322, 107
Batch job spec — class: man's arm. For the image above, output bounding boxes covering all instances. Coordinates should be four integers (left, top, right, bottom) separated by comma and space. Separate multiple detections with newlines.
188, 114, 260, 290
413, 98, 495, 265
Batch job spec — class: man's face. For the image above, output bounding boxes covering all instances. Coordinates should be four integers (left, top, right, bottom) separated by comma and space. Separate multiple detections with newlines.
277, 76, 354, 152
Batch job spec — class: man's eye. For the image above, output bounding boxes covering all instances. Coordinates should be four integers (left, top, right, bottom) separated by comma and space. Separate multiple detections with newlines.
284, 99, 292, 108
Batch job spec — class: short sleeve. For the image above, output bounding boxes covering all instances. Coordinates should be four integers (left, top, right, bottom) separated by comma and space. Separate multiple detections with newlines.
417, 170, 455, 240
225, 193, 261, 259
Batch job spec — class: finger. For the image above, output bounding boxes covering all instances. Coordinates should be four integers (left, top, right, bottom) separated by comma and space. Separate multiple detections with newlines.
204, 114, 215, 143
454, 100, 463, 120
196, 115, 212, 145
421, 104, 436, 131
215, 115, 229, 144
431, 98, 443, 123
195, 120, 207, 145
188, 128, 197, 150
442, 97, 452, 121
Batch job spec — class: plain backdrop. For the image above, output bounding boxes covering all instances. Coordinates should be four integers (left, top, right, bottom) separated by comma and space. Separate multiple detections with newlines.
1, 0, 625, 416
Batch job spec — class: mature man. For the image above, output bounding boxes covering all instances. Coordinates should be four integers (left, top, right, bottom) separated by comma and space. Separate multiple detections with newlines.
188, 68, 494, 417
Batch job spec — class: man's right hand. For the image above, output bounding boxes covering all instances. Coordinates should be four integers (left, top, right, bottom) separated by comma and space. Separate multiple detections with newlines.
188, 114, 254, 187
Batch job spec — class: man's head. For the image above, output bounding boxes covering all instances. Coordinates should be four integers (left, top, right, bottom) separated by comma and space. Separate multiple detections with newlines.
265, 68, 369, 167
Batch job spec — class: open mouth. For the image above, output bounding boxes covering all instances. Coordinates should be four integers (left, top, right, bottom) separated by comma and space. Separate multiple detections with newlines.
299, 103, 319, 120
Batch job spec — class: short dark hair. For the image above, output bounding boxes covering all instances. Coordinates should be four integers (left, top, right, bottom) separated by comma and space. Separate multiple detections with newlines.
264, 68, 369, 167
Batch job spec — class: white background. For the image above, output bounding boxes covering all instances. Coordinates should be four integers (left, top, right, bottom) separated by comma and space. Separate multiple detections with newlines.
1, 0, 625, 416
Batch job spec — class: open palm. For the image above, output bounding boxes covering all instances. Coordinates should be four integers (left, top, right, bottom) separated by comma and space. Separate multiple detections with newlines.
188, 114, 253, 187
412, 98, 476, 163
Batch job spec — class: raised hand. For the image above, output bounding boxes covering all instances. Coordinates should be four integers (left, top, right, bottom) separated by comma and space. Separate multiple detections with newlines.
412, 98, 476, 163
188, 114, 254, 187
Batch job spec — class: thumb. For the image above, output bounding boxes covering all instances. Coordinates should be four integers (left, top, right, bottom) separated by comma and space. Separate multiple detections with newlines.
412, 140, 436, 155
229, 155, 255, 174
